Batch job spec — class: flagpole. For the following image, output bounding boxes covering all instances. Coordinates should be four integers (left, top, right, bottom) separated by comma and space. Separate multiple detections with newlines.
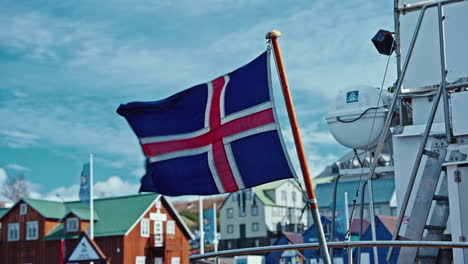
214, 203, 218, 252
90, 154, 94, 240
266, 30, 332, 264
345, 192, 352, 264
199, 196, 204, 254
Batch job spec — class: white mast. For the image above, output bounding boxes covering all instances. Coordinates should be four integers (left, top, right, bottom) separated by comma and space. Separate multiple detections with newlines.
199, 196, 204, 254
214, 203, 218, 252
90, 154, 94, 240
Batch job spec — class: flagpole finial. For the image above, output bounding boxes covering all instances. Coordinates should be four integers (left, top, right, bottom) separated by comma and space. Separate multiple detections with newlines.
265, 30, 282, 39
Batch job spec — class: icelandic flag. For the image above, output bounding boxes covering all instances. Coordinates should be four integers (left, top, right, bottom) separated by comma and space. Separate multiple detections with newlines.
117, 51, 296, 196
79, 163, 90, 202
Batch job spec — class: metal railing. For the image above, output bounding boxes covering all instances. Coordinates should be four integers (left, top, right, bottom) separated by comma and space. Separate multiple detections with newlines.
190, 240, 468, 263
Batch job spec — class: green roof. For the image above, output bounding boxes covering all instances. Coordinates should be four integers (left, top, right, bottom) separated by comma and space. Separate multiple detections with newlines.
63, 208, 100, 221
19, 193, 159, 240
314, 177, 395, 208
22, 198, 67, 219
0, 208, 9, 218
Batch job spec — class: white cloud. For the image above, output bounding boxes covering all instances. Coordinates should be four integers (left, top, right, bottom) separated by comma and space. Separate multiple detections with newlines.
39, 176, 140, 201
282, 123, 338, 146
5, 164, 31, 172
93, 176, 140, 198
130, 168, 145, 178
0, 97, 141, 162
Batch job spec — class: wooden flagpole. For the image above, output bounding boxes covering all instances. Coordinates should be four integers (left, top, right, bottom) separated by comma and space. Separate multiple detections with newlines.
266, 30, 332, 264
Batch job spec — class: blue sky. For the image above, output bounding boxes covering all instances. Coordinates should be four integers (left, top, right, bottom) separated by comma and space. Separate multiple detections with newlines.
0, 0, 397, 201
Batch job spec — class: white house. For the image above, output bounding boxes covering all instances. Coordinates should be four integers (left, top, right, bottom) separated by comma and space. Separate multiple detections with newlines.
219, 179, 307, 250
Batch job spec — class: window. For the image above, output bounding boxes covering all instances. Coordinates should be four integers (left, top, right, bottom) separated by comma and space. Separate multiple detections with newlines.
66, 217, 79, 232
154, 221, 163, 246
245, 189, 251, 200
227, 225, 234, 233
227, 208, 233, 218
8, 223, 19, 241
140, 219, 150, 237
252, 223, 259, 232
136, 256, 146, 264
281, 190, 287, 201
154, 258, 163, 264
292, 191, 296, 203
167, 220, 175, 235
20, 203, 27, 215
254, 239, 260, 247
233, 193, 238, 201
26, 221, 38, 240
171, 257, 180, 264
227, 241, 232, 249
251, 206, 258, 216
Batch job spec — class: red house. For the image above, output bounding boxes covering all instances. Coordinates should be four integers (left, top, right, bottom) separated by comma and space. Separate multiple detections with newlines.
0, 193, 193, 264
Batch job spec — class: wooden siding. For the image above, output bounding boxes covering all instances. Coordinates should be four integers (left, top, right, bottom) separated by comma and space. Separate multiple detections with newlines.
1, 197, 190, 264
123, 198, 189, 264
0, 202, 61, 264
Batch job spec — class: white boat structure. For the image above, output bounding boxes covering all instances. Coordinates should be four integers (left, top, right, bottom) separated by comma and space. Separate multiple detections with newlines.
191, 0, 468, 263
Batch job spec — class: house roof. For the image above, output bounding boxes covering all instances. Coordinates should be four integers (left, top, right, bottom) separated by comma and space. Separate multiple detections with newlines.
42, 193, 160, 240
282, 232, 304, 244
252, 179, 300, 206
377, 215, 396, 233
349, 218, 370, 234
61, 208, 100, 221
0, 208, 8, 218
314, 177, 395, 208
22, 198, 67, 219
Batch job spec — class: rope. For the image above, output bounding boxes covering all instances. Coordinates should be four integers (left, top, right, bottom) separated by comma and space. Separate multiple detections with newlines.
299, 199, 316, 221
336, 107, 380, 123
345, 39, 395, 240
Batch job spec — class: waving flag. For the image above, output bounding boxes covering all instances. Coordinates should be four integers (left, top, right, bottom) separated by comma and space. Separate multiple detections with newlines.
117, 51, 296, 196
79, 162, 90, 202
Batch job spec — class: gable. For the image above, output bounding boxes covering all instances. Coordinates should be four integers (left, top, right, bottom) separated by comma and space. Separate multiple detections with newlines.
0, 199, 47, 222
124, 195, 193, 240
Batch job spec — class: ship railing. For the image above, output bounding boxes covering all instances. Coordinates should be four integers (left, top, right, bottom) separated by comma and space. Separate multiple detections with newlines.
190, 240, 468, 263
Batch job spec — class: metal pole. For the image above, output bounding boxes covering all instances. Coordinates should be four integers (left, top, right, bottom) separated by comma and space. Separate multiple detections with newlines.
90, 154, 94, 240
330, 174, 342, 258
367, 178, 379, 264
265, 30, 332, 264
190, 241, 468, 261
395, 0, 405, 127
357, 181, 368, 264
214, 203, 219, 264
367, 4, 428, 196
344, 192, 352, 264
363, 5, 428, 260
387, 72, 447, 262
438, 3, 453, 143
387, 11, 450, 260
394, 0, 402, 78
214, 203, 218, 252
396, 0, 463, 14
199, 196, 205, 254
